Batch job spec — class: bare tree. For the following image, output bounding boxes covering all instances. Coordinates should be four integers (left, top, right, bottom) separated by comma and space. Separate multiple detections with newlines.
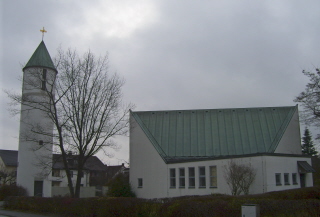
0, 169, 16, 185
6, 48, 134, 197
223, 160, 256, 195
294, 68, 320, 137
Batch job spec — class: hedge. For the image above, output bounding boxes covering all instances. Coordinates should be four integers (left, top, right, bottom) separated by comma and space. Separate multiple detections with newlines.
4, 187, 320, 217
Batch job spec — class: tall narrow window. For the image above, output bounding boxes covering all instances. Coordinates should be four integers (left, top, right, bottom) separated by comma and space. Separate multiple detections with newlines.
188, 167, 195, 188
179, 168, 185, 188
284, 173, 290, 185
170, 168, 176, 188
199, 166, 206, 188
138, 178, 143, 188
41, 69, 47, 90
292, 173, 298, 185
275, 173, 281, 186
210, 166, 217, 188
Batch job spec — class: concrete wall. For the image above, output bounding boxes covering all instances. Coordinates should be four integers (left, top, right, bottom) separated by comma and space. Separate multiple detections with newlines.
275, 108, 302, 154
17, 67, 56, 197
129, 115, 169, 199
264, 155, 313, 192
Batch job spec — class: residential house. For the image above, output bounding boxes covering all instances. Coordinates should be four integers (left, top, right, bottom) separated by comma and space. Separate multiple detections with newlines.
129, 105, 315, 199
0, 150, 110, 195
0, 150, 18, 185
51, 153, 106, 188
105, 163, 128, 184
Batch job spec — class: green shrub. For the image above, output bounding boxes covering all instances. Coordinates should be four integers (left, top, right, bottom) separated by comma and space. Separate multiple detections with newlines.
106, 173, 136, 197
0, 185, 27, 200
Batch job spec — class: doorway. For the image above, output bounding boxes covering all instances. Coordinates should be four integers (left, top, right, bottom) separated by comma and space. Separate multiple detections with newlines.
300, 174, 306, 188
34, 181, 43, 197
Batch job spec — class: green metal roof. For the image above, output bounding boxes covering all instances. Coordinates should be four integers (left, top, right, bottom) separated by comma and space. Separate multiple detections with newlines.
23, 41, 57, 72
131, 106, 298, 162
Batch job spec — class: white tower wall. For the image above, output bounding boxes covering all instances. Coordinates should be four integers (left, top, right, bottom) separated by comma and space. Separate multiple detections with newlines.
17, 65, 56, 197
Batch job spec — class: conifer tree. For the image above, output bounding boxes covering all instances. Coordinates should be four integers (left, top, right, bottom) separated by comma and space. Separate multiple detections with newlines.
302, 128, 318, 156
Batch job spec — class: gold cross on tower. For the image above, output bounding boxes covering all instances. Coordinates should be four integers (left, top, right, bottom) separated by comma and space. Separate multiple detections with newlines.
40, 27, 47, 40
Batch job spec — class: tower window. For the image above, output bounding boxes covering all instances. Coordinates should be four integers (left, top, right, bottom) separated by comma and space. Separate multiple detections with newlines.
41, 69, 47, 90
39, 140, 44, 146
138, 178, 143, 188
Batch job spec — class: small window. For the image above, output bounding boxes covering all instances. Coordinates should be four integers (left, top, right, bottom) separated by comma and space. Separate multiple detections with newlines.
179, 168, 185, 188
210, 166, 217, 188
292, 173, 298, 185
170, 168, 176, 188
188, 167, 195, 188
199, 167, 206, 188
138, 178, 143, 188
276, 173, 281, 186
39, 140, 44, 146
52, 170, 60, 177
41, 69, 47, 90
284, 173, 290, 185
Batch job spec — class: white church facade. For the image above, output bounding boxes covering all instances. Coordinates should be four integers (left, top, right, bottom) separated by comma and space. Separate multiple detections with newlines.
129, 106, 315, 199
16, 40, 57, 197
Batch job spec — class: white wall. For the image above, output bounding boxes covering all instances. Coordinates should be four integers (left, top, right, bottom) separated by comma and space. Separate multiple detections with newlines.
165, 157, 264, 197
275, 108, 302, 154
264, 155, 313, 192
17, 67, 55, 197
141, 155, 313, 199
51, 169, 89, 187
129, 115, 169, 199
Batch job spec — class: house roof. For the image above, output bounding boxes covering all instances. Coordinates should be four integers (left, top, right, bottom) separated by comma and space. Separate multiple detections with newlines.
23, 40, 57, 72
0, 150, 105, 171
52, 154, 105, 171
131, 105, 298, 163
0, 150, 18, 167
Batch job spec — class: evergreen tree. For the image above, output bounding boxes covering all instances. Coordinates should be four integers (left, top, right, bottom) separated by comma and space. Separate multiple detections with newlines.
302, 128, 318, 156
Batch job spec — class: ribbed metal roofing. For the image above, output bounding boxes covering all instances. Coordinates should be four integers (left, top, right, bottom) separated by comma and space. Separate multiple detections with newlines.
132, 106, 297, 161
297, 161, 315, 173
23, 40, 57, 72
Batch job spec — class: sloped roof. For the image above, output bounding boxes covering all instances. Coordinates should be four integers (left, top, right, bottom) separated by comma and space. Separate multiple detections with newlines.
0, 150, 105, 170
52, 154, 105, 171
0, 150, 18, 167
131, 105, 298, 163
23, 40, 57, 72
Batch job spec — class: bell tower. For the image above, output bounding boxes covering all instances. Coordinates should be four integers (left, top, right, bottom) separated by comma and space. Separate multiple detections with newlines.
16, 36, 57, 197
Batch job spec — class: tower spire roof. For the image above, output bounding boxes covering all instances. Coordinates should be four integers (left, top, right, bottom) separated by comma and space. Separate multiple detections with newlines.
23, 41, 57, 72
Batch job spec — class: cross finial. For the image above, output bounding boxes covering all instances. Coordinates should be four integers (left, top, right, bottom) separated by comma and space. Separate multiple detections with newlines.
40, 27, 47, 40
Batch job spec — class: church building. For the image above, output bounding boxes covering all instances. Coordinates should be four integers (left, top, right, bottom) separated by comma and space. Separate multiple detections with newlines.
129, 105, 315, 199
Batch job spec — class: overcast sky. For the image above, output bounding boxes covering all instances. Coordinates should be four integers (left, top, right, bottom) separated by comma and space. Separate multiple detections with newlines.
1, 0, 320, 165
